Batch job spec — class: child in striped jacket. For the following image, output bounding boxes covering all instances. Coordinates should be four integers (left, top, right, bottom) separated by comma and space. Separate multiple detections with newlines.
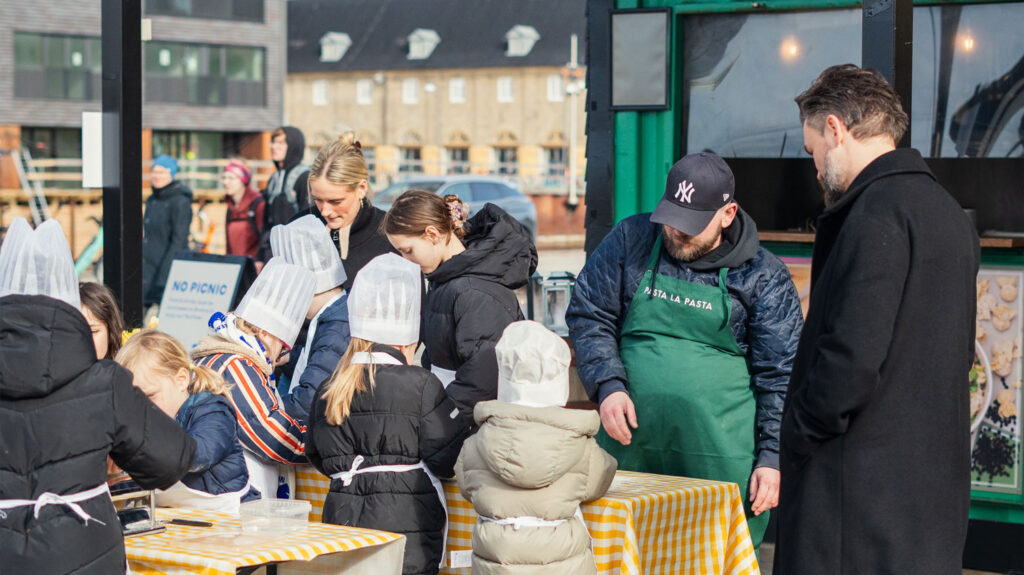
191, 257, 316, 499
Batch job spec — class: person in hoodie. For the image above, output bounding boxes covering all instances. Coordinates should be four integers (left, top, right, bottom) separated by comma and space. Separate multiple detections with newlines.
271, 214, 350, 421
143, 153, 194, 307
456, 321, 617, 575
117, 330, 251, 513
306, 253, 469, 575
384, 190, 538, 423
565, 152, 803, 548
258, 126, 311, 264
0, 218, 195, 574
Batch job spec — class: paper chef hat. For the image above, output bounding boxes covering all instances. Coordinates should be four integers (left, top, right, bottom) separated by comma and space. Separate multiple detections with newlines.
0, 218, 80, 309
495, 321, 570, 408
234, 257, 316, 348
271, 215, 347, 294
348, 253, 421, 346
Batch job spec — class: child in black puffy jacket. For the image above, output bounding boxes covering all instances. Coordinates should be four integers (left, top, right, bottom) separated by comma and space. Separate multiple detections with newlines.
306, 253, 469, 575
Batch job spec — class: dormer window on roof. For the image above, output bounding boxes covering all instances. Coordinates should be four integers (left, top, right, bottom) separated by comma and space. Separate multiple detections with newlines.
320, 32, 352, 63
407, 28, 440, 60
505, 25, 540, 57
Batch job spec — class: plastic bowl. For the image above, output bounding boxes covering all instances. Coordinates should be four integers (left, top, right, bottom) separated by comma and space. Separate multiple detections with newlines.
239, 499, 311, 534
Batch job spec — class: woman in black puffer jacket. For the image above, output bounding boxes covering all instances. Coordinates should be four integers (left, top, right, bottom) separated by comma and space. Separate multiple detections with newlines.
383, 191, 537, 423
0, 219, 196, 574
306, 254, 468, 575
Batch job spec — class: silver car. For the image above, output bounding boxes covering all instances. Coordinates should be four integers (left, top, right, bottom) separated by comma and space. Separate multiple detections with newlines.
372, 176, 538, 239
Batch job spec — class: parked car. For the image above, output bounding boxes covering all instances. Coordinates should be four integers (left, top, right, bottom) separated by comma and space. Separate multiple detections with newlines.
372, 176, 538, 239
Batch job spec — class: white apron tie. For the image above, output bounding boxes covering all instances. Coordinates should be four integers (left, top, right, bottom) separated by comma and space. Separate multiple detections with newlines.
0, 483, 110, 525
478, 507, 589, 534
331, 454, 448, 567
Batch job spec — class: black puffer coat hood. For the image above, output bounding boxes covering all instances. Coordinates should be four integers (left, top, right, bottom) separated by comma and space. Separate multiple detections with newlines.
0, 295, 196, 574
0, 297, 96, 400
422, 204, 537, 422
275, 126, 306, 171
306, 345, 469, 575
428, 203, 538, 289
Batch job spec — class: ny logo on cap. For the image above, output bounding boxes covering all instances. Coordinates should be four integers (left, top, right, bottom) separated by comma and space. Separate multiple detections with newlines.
675, 181, 695, 203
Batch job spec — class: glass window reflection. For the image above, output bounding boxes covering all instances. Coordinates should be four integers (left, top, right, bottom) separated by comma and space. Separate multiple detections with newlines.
683, 9, 861, 158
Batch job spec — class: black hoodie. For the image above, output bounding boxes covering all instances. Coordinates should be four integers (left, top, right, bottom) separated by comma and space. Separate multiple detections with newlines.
0, 295, 195, 574
258, 126, 311, 262
422, 204, 538, 422
143, 179, 194, 306
681, 206, 760, 271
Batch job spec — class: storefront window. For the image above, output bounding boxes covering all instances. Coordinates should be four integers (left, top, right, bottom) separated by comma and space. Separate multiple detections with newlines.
912, 3, 1024, 158
683, 9, 861, 157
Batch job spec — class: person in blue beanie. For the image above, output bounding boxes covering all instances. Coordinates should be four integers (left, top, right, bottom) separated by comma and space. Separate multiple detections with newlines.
143, 154, 193, 307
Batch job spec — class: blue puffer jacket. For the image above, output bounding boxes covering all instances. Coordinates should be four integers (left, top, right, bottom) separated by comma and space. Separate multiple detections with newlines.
175, 391, 250, 495
566, 209, 803, 469
284, 292, 351, 422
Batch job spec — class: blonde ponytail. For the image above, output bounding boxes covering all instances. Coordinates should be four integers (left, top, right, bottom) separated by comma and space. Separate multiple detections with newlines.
188, 364, 232, 396
117, 329, 232, 397
322, 338, 377, 425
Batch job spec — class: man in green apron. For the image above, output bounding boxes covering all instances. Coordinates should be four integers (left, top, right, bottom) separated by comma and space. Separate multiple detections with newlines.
567, 153, 804, 548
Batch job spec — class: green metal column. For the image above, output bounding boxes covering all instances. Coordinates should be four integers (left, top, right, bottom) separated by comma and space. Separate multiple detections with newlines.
612, 0, 684, 222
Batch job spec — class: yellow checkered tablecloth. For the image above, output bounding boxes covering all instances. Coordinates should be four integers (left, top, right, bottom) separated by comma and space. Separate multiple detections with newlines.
125, 507, 403, 575
295, 468, 759, 575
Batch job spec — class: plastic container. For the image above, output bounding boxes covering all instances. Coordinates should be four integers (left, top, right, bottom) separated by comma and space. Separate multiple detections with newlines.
239, 499, 311, 534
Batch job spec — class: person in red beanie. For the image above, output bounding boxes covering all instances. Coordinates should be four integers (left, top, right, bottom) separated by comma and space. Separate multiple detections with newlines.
223, 159, 265, 262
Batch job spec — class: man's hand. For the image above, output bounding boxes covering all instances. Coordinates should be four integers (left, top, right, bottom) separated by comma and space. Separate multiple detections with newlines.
749, 466, 780, 515
599, 391, 638, 446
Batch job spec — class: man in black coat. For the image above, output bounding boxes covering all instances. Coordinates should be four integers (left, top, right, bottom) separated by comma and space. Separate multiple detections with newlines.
775, 64, 980, 575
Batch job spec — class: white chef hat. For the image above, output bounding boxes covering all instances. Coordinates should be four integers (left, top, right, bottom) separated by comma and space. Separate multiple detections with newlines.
348, 253, 421, 346
0, 218, 80, 309
270, 215, 347, 294
495, 321, 570, 408
234, 257, 315, 348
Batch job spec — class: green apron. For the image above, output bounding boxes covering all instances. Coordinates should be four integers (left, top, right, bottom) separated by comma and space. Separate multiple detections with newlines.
598, 235, 769, 547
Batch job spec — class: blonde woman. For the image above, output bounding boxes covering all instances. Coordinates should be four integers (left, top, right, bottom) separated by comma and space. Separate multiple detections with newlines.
306, 254, 469, 575
117, 330, 251, 513
299, 132, 396, 290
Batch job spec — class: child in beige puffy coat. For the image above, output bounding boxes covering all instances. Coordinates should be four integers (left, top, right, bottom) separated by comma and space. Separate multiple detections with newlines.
455, 321, 617, 574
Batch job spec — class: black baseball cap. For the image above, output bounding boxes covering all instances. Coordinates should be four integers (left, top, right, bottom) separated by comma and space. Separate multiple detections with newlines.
650, 152, 735, 236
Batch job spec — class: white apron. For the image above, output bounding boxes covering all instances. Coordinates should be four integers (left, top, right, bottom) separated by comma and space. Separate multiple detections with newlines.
154, 480, 251, 515
290, 292, 345, 394
243, 451, 284, 500
0, 483, 110, 525
430, 365, 457, 389
341, 351, 450, 568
